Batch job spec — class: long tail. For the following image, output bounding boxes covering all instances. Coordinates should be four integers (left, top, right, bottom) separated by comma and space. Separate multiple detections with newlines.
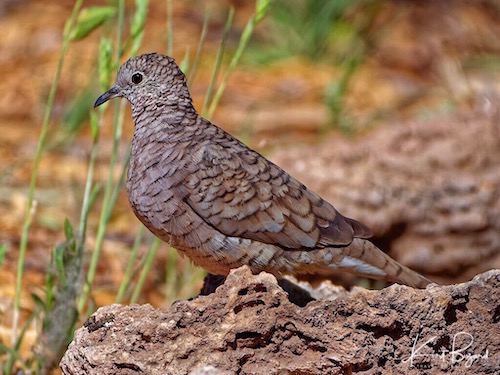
334, 238, 433, 288
292, 238, 433, 288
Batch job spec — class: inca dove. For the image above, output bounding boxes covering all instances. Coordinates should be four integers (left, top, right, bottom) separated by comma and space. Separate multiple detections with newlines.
95, 53, 432, 288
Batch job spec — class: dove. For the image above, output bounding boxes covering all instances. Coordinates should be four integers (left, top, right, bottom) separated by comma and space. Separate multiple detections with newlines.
95, 53, 431, 288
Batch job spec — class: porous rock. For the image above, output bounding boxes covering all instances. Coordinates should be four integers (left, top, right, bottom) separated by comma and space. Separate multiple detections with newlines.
61, 266, 499, 375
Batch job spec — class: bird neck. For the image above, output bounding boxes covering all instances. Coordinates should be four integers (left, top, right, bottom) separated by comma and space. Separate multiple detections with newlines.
131, 97, 197, 123
130, 100, 202, 143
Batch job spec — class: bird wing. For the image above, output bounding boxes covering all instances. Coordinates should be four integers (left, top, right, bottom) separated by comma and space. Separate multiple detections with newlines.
178, 127, 372, 250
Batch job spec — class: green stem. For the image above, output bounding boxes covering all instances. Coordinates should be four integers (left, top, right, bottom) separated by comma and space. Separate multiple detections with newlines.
166, 0, 174, 56
207, 10, 259, 118
202, 7, 234, 117
116, 0, 126, 61
77, 102, 128, 313
12, 0, 83, 345
77, 117, 100, 248
131, 238, 161, 303
187, 3, 211, 85
78, 0, 127, 313
116, 225, 145, 304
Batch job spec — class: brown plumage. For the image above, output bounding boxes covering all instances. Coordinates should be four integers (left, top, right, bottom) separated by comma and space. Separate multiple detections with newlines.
95, 53, 432, 288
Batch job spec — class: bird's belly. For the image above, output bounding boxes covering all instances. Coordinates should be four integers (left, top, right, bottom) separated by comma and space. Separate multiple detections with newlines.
126, 160, 292, 276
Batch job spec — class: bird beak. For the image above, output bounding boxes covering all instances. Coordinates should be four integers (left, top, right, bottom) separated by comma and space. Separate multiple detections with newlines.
94, 85, 121, 108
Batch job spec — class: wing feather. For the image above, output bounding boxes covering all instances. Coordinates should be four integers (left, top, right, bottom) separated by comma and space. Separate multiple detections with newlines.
177, 126, 371, 250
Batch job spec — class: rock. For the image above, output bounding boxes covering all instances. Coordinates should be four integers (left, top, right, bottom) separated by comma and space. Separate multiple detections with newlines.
60, 266, 500, 375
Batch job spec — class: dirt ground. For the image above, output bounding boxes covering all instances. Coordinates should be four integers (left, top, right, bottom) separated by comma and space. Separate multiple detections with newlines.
0, 0, 499, 365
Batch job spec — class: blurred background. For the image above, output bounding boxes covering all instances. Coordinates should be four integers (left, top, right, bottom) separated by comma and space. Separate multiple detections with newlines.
0, 0, 499, 372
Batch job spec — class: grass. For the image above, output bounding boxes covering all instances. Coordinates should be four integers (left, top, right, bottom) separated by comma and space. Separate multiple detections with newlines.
8, 1, 85, 373
1, 0, 272, 373
244, 0, 379, 132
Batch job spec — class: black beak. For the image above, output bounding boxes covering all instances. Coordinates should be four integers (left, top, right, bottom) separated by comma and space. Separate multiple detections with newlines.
94, 86, 121, 108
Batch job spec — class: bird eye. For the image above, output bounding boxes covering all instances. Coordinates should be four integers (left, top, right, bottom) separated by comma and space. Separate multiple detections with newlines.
131, 72, 143, 84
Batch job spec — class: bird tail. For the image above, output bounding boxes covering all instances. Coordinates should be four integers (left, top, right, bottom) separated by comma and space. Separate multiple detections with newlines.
331, 238, 433, 288
292, 238, 433, 288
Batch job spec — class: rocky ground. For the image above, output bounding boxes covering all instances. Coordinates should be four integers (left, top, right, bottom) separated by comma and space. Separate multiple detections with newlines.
61, 266, 499, 375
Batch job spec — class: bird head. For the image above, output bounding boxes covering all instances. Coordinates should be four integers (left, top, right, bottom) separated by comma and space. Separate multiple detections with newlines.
94, 53, 192, 111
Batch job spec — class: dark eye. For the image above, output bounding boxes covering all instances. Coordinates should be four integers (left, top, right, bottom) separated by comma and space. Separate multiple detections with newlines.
131, 72, 143, 84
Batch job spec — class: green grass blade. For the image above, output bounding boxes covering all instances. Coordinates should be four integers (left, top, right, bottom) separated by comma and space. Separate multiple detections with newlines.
116, 225, 145, 304
187, 3, 211, 85
69, 6, 117, 42
78, 0, 127, 313
130, 238, 161, 303
166, 0, 174, 56
13, 0, 84, 348
0, 243, 6, 266
206, 0, 272, 118
201, 6, 235, 117
130, 0, 149, 56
